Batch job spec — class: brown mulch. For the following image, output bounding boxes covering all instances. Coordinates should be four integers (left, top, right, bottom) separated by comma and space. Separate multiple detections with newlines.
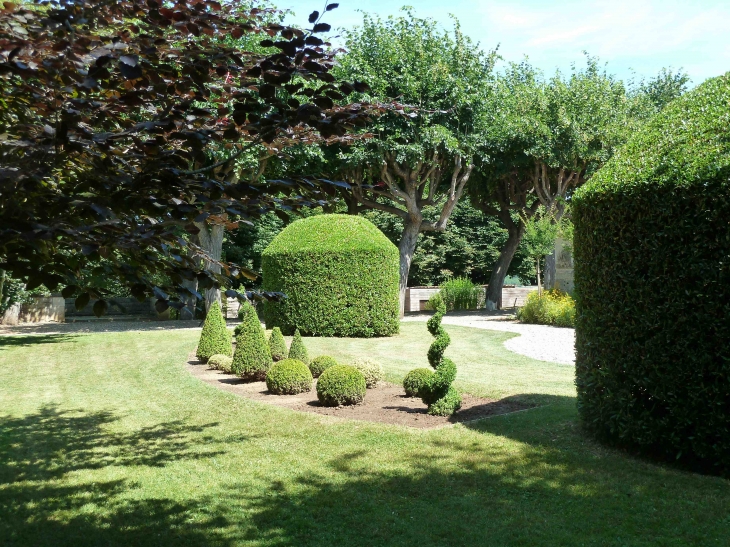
186, 356, 534, 430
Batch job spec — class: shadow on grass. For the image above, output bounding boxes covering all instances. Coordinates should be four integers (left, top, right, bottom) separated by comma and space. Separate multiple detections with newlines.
0, 334, 79, 350
0, 405, 236, 547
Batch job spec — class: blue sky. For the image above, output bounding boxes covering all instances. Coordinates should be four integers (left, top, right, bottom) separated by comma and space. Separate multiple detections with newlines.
282, 1, 730, 86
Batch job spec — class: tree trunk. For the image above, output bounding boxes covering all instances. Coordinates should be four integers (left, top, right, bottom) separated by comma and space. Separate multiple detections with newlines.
536, 257, 542, 297
398, 216, 422, 317
195, 221, 225, 314
485, 221, 525, 310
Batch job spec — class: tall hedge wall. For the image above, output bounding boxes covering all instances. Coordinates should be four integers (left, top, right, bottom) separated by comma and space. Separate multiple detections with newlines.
262, 214, 400, 337
572, 73, 730, 475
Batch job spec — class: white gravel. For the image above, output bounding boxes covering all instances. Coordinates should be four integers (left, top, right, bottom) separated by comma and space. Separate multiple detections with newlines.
403, 311, 575, 365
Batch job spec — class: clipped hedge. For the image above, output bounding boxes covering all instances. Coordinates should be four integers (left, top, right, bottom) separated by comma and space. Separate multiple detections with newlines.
262, 214, 400, 337
265, 359, 313, 395
316, 365, 367, 407
403, 368, 434, 397
350, 359, 383, 388
196, 301, 232, 363
268, 327, 287, 361
573, 73, 730, 475
309, 355, 337, 378
208, 354, 233, 373
232, 300, 272, 381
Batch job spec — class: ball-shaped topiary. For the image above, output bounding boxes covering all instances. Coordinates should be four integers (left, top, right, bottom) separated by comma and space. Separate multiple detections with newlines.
265, 359, 313, 395
288, 329, 309, 365
573, 73, 730, 476
262, 214, 400, 337
232, 300, 272, 381
309, 355, 338, 378
268, 327, 288, 362
316, 365, 367, 407
196, 301, 232, 363
403, 368, 434, 397
419, 299, 461, 416
350, 359, 383, 388
208, 354, 233, 372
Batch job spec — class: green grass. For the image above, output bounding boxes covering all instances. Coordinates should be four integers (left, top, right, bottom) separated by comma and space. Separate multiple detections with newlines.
0, 325, 729, 546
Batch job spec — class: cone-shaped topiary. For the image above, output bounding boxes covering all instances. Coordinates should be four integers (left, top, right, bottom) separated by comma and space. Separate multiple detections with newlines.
232, 300, 272, 380
266, 358, 313, 395
419, 299, 461, 416
403, 368, 434, 397
317, 365, 367, 407
309, 355, 337, 378
196, 301, 232, 363
268, 327, 288, 361
288, 329, 309, 365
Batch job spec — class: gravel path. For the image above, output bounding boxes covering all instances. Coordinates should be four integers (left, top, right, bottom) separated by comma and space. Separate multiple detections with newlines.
403, 310, 576, 365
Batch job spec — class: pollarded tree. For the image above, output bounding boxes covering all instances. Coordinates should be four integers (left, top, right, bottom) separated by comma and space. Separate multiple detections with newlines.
471, 58, 651, 308
0, 0, 377, 314
326, 10, 495, 314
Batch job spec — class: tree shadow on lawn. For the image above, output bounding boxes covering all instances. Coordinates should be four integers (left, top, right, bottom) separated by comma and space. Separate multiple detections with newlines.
0, 334, 79, 350
0, 405, 238, 547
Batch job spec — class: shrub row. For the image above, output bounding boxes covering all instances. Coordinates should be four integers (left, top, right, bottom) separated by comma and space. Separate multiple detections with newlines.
516, 290, 575, 328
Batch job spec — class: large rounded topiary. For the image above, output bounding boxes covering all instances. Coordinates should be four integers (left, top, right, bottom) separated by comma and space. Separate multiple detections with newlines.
266, 359, 313, 395
316, 365, 367, 407
309, 355, 337, 378
262, 214, 400, 337
232, 301, 272, 381
403, 368, 434, 398
573, 73, 730, 476
196, 301, 232, 363
268, 327, 288, 361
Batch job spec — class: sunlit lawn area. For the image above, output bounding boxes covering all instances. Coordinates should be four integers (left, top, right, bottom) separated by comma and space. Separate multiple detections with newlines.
1, 325, 729, 546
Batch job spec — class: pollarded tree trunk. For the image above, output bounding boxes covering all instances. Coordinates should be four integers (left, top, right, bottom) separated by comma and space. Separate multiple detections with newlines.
485, 220, 525, 310
398, 215, 422, 316
195, 221, 225, 314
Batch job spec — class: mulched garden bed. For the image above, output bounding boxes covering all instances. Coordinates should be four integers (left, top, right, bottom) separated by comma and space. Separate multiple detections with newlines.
186, 356, 534, 429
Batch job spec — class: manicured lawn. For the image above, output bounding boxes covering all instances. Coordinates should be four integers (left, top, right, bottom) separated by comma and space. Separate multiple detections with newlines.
1, 325, 729, 546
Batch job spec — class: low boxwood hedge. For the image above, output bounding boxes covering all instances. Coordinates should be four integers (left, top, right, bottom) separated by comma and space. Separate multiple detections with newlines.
265, 359, 313, 395
262, 214, 400, 337
572, 73, 730, 476
316, 365, 367, 407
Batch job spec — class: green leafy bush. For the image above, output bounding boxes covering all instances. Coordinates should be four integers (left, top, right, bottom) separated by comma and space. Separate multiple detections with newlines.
262, 214, 400, 337
288, 329, 309, 365
208, 354, 233, 373
403, 368, 434, 397
420, 299, 461, 416
265, 358, 313, 395
573, 73, 730, 476
196, 301, 232, 363
516, 290, 575, 328
268, 327, 287, 361
309, 355, 337, 378
316, 365, 367, 407
232, 301, 272, 381
438, 277, 484, 311
350, 359, 383, 388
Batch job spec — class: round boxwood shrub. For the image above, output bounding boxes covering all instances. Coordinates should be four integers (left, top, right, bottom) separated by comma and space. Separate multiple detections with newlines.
232, 301, 272, 381
309, 355, 337, 378
350, 359, 383, 388
572, 73, 730, 476
403, 368, 434, 397
288, 329, 309, 365
208, 354, 233, 373
316, 365, 367, 407
196, 301, 232, 363
268, 327, 288, 362
262, 214, 400, 337
265, 359, 313, 395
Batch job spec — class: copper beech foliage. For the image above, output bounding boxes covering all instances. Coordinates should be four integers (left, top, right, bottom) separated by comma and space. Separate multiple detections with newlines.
0, 0, 377, 314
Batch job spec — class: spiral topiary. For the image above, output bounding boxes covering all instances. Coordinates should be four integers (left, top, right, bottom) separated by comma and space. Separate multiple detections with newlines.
288, 329, 309, 365
316, 365, 367, 407
266, 359, 313, 395
196, 301, 232, 363
403, 368, 434, 397
419, 299, 461, 416
268, 327, 288, 361
232, 300, 272, 381
309, 355, 337, 378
